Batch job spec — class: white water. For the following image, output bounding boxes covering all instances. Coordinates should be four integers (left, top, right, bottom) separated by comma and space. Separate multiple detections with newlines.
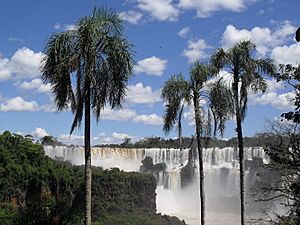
44, 146, 269, 225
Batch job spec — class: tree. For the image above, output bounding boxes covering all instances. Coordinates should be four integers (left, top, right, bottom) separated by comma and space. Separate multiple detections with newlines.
40, 135, 60, 146
161, 62, 232, 225
41, 8, 134, 225
255, 120, 300, 224
211, 40, 276, 225
296, 27, 300, 42
275, 64, 300, 123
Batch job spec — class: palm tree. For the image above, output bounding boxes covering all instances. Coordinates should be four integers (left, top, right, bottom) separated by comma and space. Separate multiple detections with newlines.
161, 62, 232, 225
41, 8, 134, 225
210, 40, 276, 225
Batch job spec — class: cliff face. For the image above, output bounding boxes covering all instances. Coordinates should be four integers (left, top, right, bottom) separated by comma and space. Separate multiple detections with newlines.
90, 168, 186, 225
92, 168, 157, 217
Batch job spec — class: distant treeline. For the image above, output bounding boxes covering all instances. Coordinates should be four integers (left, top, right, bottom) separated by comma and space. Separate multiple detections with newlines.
94, 135, 271, 149
39, 134, 282, 149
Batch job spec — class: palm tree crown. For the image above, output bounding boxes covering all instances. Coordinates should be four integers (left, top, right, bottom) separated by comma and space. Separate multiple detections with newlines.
42, 8, 134, 133
211, 40, 275, 121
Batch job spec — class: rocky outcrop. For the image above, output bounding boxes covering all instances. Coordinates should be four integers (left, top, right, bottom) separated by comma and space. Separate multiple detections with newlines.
180, 149, 196, 188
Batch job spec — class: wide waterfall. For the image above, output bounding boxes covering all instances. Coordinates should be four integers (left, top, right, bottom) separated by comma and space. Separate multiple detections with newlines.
44, 146, 270, 225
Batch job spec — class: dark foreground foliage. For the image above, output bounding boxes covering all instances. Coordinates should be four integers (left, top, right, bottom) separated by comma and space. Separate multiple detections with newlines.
0, 131, 186, 225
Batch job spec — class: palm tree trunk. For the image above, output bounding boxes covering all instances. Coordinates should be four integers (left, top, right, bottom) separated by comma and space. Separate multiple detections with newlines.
84, 86, 92, 225
193, 93, 205, 225
233, 74, 245, 225
237, 114, 245, 225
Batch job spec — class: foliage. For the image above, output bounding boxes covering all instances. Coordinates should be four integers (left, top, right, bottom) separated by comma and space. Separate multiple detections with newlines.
256, 121, 300, 224
40, 135, 63, 146
41, 7, 134, 133
275, 64, 300, 123
161, 62, 232, 140
0, 131, 185, 225
0, 131, 83, 225
0, 203, 17, 225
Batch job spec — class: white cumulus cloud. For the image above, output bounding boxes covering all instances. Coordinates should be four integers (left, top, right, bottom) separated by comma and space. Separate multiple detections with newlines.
31, 128, 49, 138
133, 113, 163, 125
0, 47, 43, 81
119, 10, 143, 24
249, 79, 295, 110
182, 38, 211, 63
136, 0, 180, 21
0, 96, 39, 112
126, 82, 161, 104
178, 27, 190, 38
250, 91, 295, 110
178, 0, 247, 18
17, 78, 52, 93
112, 132, 132, 140
134, 56, 168, 76
271, 44, 300, 66
101, 108, 137, 121
221, 21, 297, 56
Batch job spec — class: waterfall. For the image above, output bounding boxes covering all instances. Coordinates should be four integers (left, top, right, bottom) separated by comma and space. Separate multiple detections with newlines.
44, 146, 269, 225
44, 146, 268, 190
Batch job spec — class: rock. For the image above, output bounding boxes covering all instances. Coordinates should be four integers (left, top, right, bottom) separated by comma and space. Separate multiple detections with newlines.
141, 156, 154, 171
155, 163, 167, 171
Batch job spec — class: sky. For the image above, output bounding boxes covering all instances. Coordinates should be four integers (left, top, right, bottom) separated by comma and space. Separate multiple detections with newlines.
0, 0, 299, 145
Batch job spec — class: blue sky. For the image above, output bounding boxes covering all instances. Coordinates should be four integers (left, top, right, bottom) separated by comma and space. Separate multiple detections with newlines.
0, 0, 299, 145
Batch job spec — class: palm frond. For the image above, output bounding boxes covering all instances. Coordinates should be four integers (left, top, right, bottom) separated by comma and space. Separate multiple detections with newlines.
210, 48, 229, 73
209, 79, 234, 136
255, 58, 276, 77
190, 61, 211, 91
42, 7, 134, 134
161, 74, 190, 134
41, 31, 77, 111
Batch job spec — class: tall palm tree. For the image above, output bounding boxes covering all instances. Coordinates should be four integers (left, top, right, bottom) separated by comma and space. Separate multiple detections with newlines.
161, 62, 232, 225
210, 40, 276, 225
41, 8, 134, 225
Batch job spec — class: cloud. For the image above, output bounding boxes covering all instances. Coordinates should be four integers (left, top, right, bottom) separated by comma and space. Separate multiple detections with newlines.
221, 21, 297, 56
178, 0, 247, 18
258, 9, 264, 15
133, 113, 163, 125
17, 78, 52, 93
58, 132, 138, 145
136, 0, 180, 21
182, 38, 211, 63
178, 27, 190, 38
112, 132, 132, 140
0, 47, 43, 81
54, 23, 77, 31
250, 91, 295, 110
59, 134, 84, 145
119, 10, 143, 24
271, 44, 300, 66
8, 37, 24, 43
31, 128, 49, 138
101, 108, 137, 121
0, 96, 39, 112
249, 79, 295, 110
133, 56, 167, 76
126, 82, 161, 104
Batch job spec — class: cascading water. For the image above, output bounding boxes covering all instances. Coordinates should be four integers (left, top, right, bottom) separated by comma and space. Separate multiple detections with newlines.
44, 146, 269, 225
